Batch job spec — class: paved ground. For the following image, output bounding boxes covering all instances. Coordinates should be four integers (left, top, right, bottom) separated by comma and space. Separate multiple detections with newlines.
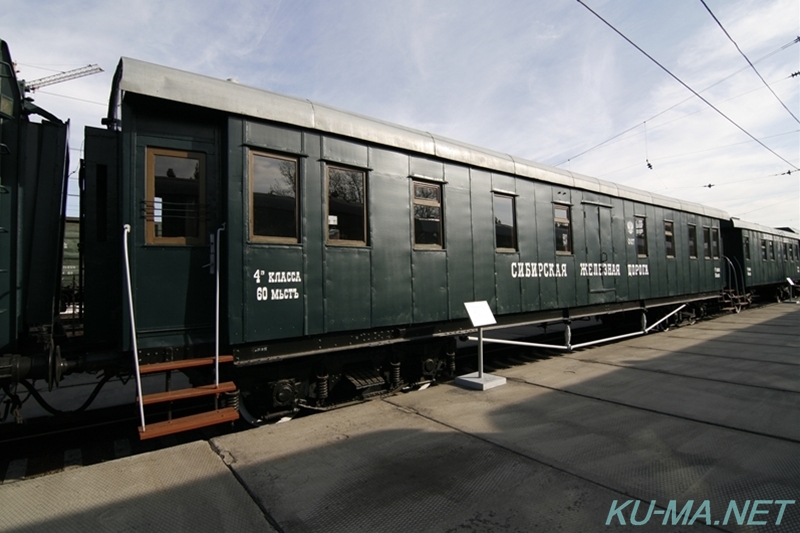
1, 303, 798, 532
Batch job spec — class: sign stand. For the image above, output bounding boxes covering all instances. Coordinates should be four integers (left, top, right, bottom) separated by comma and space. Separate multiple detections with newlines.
454, 301, 507, 391
787, 278, 798, 304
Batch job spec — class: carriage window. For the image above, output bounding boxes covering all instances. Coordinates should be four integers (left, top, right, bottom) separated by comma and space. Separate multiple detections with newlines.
635, 216, 647, 257
145, 147, 205, 245
761, 239, 767, 261
250, 152, 298, 243
769, 241, 775, 260
783, 242, 788, 261
412, 181, 443, 248
554, 204, 572, 254
664, 221, 675, 258
711, 227, 720, 259
688, 224, 698, 258
744, 236, 750, 260
327, 166, 367, 245
494, 194, 517, 251
703, 227, 711, 259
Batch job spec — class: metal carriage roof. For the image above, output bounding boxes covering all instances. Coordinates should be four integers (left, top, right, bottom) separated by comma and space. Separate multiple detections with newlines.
727, 219, 799, 240
112, 57, 730, 220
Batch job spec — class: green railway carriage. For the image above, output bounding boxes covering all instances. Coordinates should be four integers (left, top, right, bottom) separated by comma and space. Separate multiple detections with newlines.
9, 42, 792, 435
78, 57, 734, 418
722, 219, 800, 301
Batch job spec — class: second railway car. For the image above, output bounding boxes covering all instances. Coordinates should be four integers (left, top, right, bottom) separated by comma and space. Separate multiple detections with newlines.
722, 219, 800, 302
1, 41, 797, 438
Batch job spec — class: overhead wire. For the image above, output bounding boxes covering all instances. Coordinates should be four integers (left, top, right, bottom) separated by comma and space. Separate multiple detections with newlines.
554, 41, 799, 166
699, 0, 799, 124
574, 1, 799, 170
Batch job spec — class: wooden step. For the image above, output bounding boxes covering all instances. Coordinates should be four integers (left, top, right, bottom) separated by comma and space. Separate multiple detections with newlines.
139, 382, 237, 405
138, 407, 239, 440
139, 355, 234, 374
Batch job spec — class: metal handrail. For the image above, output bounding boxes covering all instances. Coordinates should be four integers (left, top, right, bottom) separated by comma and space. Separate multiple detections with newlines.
468, 305, 686, 352
123, 225, 146, 431
214, 224, 225, 388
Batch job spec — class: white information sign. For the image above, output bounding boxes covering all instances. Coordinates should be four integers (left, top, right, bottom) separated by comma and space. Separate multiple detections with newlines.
464, 301, 496, 328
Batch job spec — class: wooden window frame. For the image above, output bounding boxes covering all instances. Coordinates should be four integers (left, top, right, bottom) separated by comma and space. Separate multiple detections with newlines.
554, 203, 572, 255
493, 193, 518, 252
664, 220, 675, 258
412, 180, 444, 250
145, 147, 206, 246
711, 227, 720, 259
703, 226, 712, 259
635, 216, 648, 258
248, 151, 299, 244
688, 224, 698, 259
326, 164, 368, 246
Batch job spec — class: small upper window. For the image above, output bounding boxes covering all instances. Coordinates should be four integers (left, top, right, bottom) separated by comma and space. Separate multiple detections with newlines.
635, 216, 647, 257
688, 224, 698, 258
554, 204, 572, 254
664, 221, 675, 258
328, 165, 367, 245
250, 152, 298, 243
711, 227, 720, 259
412, 181, 443, 249
744, 236, 750, 260
494, 194, 517, 251
145, 147, 206, 245
703, 227, 711, 259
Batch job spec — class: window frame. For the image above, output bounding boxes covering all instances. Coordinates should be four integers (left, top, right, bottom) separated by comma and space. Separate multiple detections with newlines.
326, 164, 368, 246
145, 146, 206, 246
493, 193, 518, 252
554, 203, 573, 255
769, 240, 775, 260
411, 180, 444, 250
664, 220, 675, 258
248, 150, 300, 244
744, 236, 750, 260
635, 216, 648, 258
703, 226, 712, 259
711, 227, 720, 259
688, 223, 698, 259
761, 239, 767, 261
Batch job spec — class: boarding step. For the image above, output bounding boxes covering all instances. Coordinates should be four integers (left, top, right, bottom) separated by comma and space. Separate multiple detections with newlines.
138, 407, 239, 440
139, 355, 234, 374
138, 381, 237, 405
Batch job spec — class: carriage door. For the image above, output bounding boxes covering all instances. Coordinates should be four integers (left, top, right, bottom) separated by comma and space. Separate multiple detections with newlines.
136, 142, 220, 351
585, 203, 616, 304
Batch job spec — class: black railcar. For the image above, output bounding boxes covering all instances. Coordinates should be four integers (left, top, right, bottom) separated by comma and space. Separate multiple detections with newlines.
2, 45, 797, 437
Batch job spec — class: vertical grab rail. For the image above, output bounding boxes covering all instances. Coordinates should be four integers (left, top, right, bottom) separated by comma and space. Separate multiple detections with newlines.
123, 224, 146, 432
214, 224, 225, 388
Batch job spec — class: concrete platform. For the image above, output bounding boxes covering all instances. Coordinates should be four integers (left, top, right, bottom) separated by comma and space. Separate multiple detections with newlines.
1, 303, 798, 532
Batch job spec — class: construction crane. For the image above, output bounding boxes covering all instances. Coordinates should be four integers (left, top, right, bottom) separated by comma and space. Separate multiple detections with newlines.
23, 64, 103, 92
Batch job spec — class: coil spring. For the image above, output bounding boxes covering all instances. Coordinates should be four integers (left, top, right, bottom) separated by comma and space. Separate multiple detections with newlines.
317, 374, 329, 400
222, 390, 240, 410
390, 362, 401, 386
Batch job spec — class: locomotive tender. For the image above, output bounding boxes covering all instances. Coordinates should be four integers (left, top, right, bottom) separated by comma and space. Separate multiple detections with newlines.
1, 41, 798, 437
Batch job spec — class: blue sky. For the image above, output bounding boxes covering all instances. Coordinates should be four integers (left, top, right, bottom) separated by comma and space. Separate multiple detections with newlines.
3, 0, 798, 227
